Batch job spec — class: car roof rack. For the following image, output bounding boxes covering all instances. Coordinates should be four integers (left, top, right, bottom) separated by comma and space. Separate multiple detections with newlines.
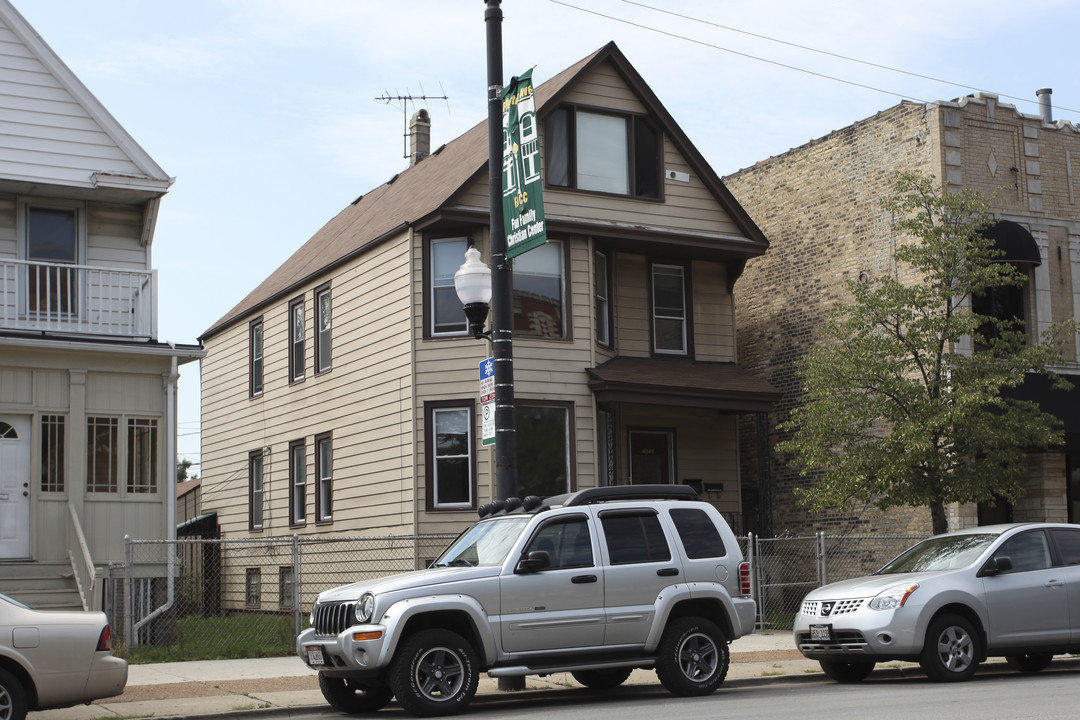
546, 484, 701, 508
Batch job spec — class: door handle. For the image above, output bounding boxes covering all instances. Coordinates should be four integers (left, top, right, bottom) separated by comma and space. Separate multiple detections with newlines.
571, 575, 598, 584
657, 568, 680, 577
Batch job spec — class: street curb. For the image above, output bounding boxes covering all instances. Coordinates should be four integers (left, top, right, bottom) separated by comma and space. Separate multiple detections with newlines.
119, 657, 1080, 720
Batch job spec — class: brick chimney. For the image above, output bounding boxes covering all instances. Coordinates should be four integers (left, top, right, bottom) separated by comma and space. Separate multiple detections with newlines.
410, 109, 431, 166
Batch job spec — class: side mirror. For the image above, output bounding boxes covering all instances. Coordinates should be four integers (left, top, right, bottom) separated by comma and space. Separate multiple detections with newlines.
980, 555, 1013, 577
516, 550, 551, 574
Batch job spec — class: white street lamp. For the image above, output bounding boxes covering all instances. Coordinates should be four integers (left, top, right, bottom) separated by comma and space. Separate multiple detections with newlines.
454, 245, 493, 339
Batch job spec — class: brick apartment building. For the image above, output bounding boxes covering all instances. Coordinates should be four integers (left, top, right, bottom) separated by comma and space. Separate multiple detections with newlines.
725, 90, 1080, 536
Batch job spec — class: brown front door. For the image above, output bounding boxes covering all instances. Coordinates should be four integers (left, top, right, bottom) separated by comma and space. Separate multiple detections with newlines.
629, 430, 674, 484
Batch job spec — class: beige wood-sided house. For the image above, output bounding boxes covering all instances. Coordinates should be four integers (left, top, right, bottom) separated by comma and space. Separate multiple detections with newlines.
198, 43, 779, 566
0, 0, 203, 610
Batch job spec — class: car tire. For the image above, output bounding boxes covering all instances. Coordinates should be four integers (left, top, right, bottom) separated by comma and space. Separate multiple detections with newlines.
571, 668, 633, 690
0, 667, 28, 720
655, 616, 729, 696
389, 629, 478, 717
1005, 653, 1054, 673
318, 673, 394, 713
919, 613, 980, 682
818, 660, 875, 683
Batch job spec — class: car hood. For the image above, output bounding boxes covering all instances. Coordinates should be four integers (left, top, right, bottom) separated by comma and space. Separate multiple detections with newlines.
805, 570, 955, 600
316, 566, 502, 604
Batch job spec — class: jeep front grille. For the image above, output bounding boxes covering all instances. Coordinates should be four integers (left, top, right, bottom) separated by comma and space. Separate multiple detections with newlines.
312, 602, 355, 636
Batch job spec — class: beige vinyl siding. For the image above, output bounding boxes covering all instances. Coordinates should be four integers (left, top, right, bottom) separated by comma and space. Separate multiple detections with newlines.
0, 24, 146, 186
201, 233, 416, 538
612, 253, 649, 356
691, 260, 734, 362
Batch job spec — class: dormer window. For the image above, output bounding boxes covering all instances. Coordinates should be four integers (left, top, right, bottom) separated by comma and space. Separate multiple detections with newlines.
545, 107, 660, 198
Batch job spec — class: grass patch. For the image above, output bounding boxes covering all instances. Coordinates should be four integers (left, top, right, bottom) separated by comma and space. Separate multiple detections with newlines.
127, 613, 300, 663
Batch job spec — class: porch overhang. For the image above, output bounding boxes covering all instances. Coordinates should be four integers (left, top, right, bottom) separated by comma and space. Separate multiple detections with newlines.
587, 356, 781, 412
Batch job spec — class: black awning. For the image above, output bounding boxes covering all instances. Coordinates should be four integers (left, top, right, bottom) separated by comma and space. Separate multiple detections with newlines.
982, 220, 1041, 265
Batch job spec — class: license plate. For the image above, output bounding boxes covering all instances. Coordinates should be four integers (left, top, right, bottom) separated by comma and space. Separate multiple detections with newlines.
810, 624, 834, 642
306, 646, 326, 666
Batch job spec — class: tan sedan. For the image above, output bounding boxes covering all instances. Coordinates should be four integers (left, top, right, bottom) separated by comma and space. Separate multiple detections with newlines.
0, 593, 126, 720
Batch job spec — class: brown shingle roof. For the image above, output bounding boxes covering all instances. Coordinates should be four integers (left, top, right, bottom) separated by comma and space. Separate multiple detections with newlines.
201, 42, 766, 340
587, 356, 780, 412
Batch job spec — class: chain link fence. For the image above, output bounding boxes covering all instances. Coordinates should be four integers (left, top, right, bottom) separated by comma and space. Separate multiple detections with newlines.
103, 535, 454, 662
102, 532, 925, 661
749, 533, 925, 630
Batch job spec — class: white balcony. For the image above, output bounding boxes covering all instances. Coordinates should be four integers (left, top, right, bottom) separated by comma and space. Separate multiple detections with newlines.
0, 258, 156, 339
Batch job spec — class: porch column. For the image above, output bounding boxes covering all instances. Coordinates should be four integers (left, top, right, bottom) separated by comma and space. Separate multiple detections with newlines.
67, 369, 87, 513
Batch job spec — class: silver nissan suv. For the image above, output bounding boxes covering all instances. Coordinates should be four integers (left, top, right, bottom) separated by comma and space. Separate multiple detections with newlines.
296, 485, 754, 716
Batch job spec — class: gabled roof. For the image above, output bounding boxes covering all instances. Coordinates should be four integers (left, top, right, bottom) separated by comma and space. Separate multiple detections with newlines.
202, 42, 766, 341
0, 0, 172, 194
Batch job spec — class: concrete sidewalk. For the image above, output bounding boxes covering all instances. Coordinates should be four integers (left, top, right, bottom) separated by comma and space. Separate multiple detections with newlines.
28, 631, 818, 719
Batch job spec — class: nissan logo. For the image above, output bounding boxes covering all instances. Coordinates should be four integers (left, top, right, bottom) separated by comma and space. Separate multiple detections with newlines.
820, 601, 834, 617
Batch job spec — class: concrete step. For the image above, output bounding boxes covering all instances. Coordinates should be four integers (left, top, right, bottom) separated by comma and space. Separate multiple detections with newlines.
0, 562, 83, 610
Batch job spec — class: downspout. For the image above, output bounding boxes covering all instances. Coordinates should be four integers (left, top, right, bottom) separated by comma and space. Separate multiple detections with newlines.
133, 352, 178, 642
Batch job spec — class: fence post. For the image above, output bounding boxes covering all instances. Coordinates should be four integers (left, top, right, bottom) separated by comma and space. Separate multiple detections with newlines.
123, 535, 135, 650
292, 534, 302, 638
748, 531, 762, 631
819, 531, 828, 587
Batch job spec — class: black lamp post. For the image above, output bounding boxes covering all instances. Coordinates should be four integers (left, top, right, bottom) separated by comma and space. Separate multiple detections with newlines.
453, 0, 517, 507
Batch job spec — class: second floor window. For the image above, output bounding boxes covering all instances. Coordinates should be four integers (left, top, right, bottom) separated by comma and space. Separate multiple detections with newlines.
652, 264, 688, 355
545, 107, 660, 198
315, 285, 332, 373
289, 297, 305, 383
249, 319, 264, 396
431, 237, 469, 336
513, 240, 565, 339
25, 203, 81, 317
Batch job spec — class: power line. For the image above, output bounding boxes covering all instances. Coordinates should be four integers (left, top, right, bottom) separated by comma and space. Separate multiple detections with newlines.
551, 0, 1080, 118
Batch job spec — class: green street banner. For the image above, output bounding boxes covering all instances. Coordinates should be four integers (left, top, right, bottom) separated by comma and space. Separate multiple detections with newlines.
502, 69, 547, 259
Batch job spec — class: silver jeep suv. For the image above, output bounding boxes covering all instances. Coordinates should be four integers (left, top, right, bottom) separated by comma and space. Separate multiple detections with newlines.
296, 485, 754, 716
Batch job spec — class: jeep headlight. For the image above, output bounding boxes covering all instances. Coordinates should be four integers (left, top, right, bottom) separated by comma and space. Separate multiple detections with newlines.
869, 583, 919, 610
354, 593, 375, 623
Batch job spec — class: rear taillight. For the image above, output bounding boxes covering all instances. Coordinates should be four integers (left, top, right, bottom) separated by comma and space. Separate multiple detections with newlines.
738, 561, 752, 596
97, 625, 112, 652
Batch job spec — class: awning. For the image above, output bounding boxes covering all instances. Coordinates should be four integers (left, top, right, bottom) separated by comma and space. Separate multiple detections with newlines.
982, 220, 1041, 265
587, 356, 781, 412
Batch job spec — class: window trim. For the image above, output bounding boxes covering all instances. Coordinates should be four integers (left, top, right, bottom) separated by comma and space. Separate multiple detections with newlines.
543, 104, 663, 201
424, 235, 471, 339
86, 415, 119, 494
288, 438, 307, 527
249, 448, 265, 532
314, 283, 332, 375
649, 261, 693, 357
425, 400, 477, 512
314, 431, 333, 524
126, 417, 159, 494
249, 317, 264, 398
511, 237, 571, 341
288, 296, 305, 384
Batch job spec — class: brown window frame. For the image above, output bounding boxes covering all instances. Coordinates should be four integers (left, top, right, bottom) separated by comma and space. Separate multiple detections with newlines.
288, 296, 305, 384
249, 317, 264, 397
425, 401, 477, 512
314, 431, 333, 524
314, 283, 332, 375
249, 448, 265, 531
288, 438, 307, 528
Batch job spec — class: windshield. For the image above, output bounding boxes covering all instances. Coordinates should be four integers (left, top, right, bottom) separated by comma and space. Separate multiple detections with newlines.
878, 533, 997, 574
434, 516, 531, 567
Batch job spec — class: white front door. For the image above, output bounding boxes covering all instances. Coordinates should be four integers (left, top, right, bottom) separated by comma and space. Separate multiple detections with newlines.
0, 416, 32, 559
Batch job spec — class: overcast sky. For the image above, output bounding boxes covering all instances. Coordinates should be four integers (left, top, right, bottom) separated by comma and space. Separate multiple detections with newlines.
19, 0, 1080, 473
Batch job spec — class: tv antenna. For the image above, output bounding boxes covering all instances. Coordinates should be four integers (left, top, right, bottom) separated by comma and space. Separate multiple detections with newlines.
376, 83, 451, 159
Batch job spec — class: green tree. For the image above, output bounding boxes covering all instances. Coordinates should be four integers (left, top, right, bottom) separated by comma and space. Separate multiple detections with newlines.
177, 457, 198, 483
778, 172, 1079, 535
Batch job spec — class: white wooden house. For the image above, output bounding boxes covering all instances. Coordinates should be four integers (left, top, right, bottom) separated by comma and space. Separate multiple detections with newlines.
0, 0, 202, 610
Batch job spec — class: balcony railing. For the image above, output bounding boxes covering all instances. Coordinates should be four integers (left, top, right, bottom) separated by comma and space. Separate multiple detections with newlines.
0, 258, 156, 339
